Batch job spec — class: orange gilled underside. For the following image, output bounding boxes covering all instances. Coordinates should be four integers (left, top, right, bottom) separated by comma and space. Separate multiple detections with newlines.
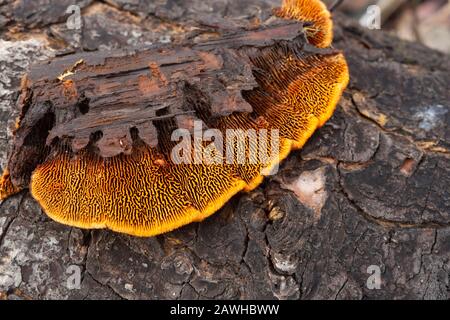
275, 0, 334, 48
3, 0, 350, 237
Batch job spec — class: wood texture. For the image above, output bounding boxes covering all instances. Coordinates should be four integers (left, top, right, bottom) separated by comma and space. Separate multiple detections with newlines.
5, 20, 312, 188
0, 0, 449, 300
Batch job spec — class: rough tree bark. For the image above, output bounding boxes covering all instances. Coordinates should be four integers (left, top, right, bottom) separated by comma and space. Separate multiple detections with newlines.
0, 0, 449, 300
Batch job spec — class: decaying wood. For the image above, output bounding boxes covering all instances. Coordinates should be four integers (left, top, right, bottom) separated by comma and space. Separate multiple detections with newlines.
6, 19, 313, 189
0, 0, 449, 300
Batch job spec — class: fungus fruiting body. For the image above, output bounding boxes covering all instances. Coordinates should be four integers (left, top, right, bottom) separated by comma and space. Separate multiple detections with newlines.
274, 0, 333, 48
1, 0, 349, 237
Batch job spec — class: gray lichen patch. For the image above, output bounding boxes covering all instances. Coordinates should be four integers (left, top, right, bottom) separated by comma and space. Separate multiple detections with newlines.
0, 39, 52, 103
0, 39, 52, 171
413, 104, 448, 132
0, 218, 65, 296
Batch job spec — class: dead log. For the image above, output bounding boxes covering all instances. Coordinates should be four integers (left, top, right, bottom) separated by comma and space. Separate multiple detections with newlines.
1, 1, 351, 238
0, 0, 449, 300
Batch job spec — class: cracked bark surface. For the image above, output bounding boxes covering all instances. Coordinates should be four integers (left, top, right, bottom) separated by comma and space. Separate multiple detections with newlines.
0, 1, 449, 300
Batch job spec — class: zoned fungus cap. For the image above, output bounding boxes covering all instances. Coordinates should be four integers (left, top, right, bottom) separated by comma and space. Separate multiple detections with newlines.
30, 52, 348, 237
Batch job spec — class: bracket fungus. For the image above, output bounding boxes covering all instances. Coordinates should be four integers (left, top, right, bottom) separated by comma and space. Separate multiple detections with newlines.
0, 0, 349, 237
